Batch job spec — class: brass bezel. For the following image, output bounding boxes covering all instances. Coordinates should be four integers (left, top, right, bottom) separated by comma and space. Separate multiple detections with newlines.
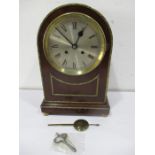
43, 12, 106, 76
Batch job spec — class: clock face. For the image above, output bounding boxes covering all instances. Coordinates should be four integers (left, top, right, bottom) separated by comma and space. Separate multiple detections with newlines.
43, 13, 106, 75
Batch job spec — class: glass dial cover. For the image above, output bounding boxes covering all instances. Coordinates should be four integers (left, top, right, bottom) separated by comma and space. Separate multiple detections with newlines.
43, 13, 106, 76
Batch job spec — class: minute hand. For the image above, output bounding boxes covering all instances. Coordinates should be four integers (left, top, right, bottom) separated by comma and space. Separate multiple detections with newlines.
55, 27, 73, 45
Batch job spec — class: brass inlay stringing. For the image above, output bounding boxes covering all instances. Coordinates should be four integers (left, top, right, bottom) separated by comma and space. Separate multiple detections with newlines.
51, 74, 99, 97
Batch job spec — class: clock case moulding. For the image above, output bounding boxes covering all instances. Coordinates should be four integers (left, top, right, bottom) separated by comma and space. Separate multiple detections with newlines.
37, 4, 113, 116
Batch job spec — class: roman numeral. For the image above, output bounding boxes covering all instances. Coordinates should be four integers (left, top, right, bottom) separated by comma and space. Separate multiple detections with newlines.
89, 34, 96, 39
50, 44, 59, 48
73, 62, 76, 69
54, 53, 61, 58
60, 24, 67, 32
88, 54, 94, 59
91, 45, 98, 48
72, 22, 77, 29
62, 59, 67, 66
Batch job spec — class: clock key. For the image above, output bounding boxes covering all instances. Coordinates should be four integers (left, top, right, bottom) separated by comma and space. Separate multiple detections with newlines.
54, 133, 77, 152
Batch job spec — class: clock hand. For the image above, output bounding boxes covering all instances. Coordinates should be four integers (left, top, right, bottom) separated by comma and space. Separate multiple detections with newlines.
55, 27, 73, 45
74, 24, 88, 45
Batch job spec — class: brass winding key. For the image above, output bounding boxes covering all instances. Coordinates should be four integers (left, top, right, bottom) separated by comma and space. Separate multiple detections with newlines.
54, 133, 77, 152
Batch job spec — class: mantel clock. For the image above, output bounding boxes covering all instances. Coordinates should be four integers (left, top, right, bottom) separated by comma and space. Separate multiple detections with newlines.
37, 4, 113, 116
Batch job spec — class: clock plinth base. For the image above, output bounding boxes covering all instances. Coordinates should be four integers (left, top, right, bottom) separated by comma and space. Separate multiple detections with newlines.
41, 98, 110, 116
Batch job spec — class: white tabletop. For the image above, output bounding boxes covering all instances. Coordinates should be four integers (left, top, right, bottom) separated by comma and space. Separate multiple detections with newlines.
19, 90, 134, 155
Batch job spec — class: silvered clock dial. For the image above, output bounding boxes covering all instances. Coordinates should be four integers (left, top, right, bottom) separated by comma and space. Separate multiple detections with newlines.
43, 13, 106, 76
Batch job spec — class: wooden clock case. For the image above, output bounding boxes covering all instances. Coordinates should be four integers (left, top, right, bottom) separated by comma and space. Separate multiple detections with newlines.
37, 4, 113, 116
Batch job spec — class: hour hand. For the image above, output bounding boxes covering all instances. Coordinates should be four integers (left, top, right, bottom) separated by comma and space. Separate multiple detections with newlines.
55, 27, 73, 45
75, 24, 88, 44
78, 24, 88, 37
